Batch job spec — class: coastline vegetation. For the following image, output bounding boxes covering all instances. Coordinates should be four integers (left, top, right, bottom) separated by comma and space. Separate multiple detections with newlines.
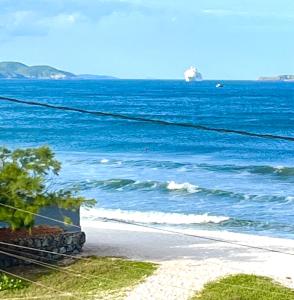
193, 274, 294, 300
0, 257, 157, 299
0, 146, 94, 230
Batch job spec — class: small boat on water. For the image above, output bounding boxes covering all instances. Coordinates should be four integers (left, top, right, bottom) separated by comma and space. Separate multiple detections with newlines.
216, 83, 224, 88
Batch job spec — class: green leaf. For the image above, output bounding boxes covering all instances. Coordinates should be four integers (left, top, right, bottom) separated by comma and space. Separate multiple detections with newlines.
0, 146, 96, 230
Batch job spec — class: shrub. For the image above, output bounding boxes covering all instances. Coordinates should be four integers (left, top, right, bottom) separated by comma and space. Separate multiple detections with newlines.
0, 273, 26, 291
0, 146, 95, 230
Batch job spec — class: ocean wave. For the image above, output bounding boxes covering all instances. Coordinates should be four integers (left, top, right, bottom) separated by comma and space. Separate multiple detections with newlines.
94, 158, 294, 178
75, 178, 203, 194
100, 159, 110, 163
81, 208, 230, 225
219, 218, 294, 234
73, 178, 293, 202
166, 181, 200, 193
208, 164, 294, 177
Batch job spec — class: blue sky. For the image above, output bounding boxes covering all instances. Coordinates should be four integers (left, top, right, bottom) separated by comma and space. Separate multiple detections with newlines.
0, 0, 293, 79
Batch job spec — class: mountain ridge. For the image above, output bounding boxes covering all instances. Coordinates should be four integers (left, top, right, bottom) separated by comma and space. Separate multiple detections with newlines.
0, 62, 118, 80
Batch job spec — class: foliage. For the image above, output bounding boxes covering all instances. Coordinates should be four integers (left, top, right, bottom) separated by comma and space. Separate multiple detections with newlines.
0, 146, 95, 230
193, 274, 294, 300
0, 257, 157, 299
0, 273, 26, 291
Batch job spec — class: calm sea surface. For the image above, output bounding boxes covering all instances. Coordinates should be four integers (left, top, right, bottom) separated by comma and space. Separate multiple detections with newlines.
1, 80, 294, 238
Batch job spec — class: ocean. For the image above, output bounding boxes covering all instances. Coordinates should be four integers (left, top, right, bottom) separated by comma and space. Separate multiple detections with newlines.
0, 79, 293, 238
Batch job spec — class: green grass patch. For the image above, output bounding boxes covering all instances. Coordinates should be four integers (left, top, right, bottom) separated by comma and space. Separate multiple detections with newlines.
192, 274, 294, 300
0, 273, 26, 292
0, 256, 157, 300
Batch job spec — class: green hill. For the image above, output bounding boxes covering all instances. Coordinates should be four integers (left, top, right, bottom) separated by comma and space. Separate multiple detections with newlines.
0, 61, 119, 80
0, 62, 75, 79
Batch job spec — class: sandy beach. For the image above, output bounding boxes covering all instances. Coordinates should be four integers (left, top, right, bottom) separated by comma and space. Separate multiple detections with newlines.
81, 220, 294, 299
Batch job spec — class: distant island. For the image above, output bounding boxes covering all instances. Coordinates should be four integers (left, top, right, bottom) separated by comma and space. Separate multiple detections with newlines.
258, 75, 294, 81
0, 62, 118, 80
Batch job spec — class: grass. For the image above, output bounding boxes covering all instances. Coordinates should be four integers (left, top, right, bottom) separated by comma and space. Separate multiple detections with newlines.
192, 274, 294, 300
0, 256, 157, 300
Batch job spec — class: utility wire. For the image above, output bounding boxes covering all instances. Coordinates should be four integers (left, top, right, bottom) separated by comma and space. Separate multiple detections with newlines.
0, 247, 163, 298
0, 247, 196, 294
0, 241, 87, 261
3, 238, 294, 297
2, 290, 124, 300
0, 96, 293, 142
98, 217, 294, 257
0, 266, 122, 300
0, 267, 71, 296
2, 243, 294, 298
0, 203, 81, 230
1, 202, 294, 257
0, 246, 154, 287
1, 209, 294, 297
1, 95, 294, 297
0, 249, 84, 278
0, 295, 71, 300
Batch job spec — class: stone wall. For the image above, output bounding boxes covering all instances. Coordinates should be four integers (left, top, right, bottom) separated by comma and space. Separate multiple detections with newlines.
0, 231, 86, 268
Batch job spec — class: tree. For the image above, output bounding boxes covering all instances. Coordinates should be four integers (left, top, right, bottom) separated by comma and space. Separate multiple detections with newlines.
0, 146, 94, 230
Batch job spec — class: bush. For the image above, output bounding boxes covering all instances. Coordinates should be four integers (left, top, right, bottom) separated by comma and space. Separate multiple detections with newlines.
193, 274, 294, 300
0, 146, 95, 230
0, 273, 26, 291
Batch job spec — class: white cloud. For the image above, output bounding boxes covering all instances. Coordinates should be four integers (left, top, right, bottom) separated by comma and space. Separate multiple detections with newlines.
0, 10, 47, 36
202, 8, 294, 20
0, 0, 145, 37
202, 9, 249, 17
49, 13, 81, 26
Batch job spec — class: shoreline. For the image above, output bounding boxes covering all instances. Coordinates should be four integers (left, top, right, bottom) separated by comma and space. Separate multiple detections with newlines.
81, 219, 294, 261
82, 219, 294, 299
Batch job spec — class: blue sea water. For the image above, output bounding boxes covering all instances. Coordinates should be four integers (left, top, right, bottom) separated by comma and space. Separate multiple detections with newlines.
0, 80, 294, 238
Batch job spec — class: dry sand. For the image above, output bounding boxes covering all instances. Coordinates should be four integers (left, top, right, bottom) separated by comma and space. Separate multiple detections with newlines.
82, 220, 294, 300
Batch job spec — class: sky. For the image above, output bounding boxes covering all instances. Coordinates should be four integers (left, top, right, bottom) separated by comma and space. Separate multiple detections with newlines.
0, 0, 293, 79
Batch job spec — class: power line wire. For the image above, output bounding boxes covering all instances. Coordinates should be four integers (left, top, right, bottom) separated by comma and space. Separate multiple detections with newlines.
0, 268, 71, 296
0, 246, 196, 294
2, 210, 294, 297
3, 237, 294, 297
0, 249, 83, 279
0, 247, 146, 291
99, 216, 294, 256
2, 244, 294, 299
0, 203, 81, 230
1, 202, 294, 257
0, 96, 293, 142
1, 94, 294, 297
0, 241, 87, 261
0, 246, 156, 287
0, 266, 123, 300
0, 247, 161, 298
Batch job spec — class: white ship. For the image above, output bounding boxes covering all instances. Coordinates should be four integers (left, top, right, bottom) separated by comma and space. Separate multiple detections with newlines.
184, 66, 202, 82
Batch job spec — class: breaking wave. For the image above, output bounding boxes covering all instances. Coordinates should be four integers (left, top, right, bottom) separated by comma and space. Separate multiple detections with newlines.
81, 208, 230, 225
166, 181, 200, 193
73, 178, 293, 202
75, 178, 205, 194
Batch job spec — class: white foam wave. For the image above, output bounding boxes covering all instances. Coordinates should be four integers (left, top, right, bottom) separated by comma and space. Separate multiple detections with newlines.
81, 208, 230, 225
100, 159, 109, 163
286, 196, 294, 201
167, 181, 200, 193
